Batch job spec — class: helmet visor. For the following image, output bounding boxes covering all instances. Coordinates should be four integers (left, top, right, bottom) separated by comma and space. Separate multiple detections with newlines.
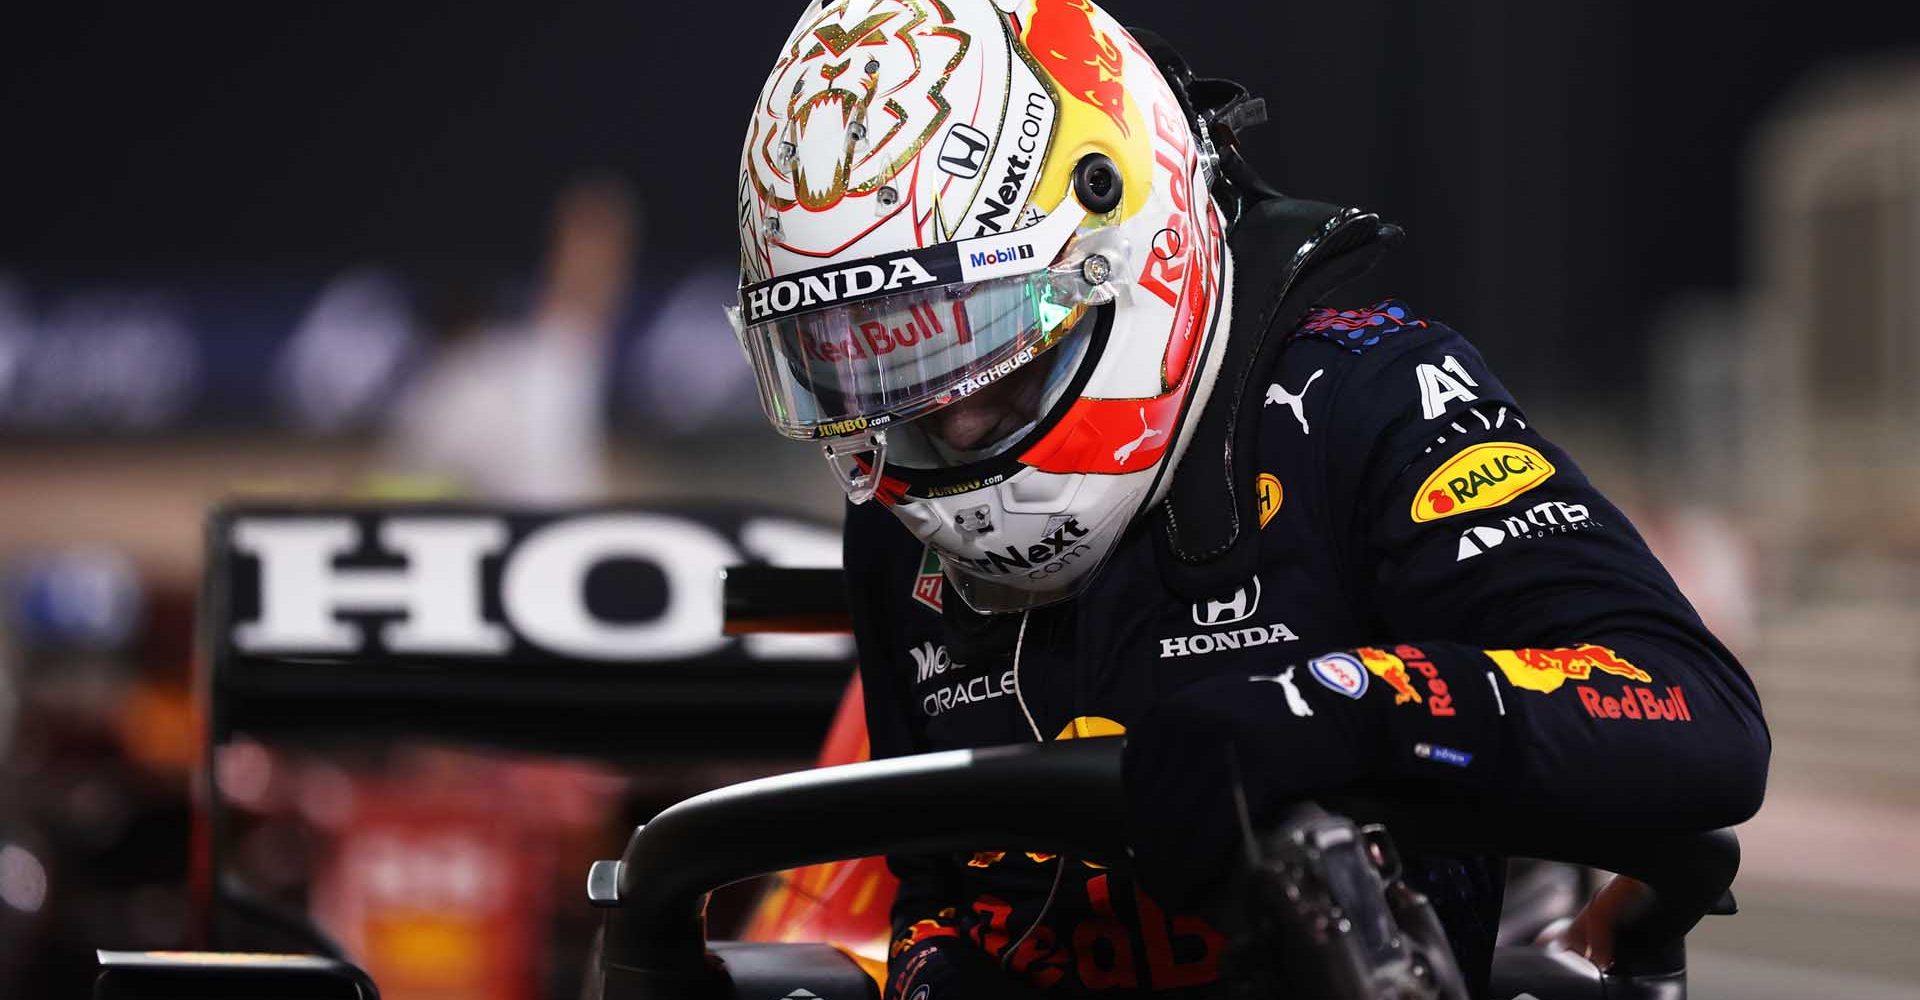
739, 267, 1103, 439
732, 195, 1125, 439
880, 304, 1097, 470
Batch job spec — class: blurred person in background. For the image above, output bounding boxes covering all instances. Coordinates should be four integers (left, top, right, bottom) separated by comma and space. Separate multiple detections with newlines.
729, 2, 1770, 998
381, 174, 637, 503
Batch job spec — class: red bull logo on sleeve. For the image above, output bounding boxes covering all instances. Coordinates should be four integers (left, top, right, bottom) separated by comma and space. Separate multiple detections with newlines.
1485, 644, 1653, 693
1356, 645, 1455, 717
1578, 683, 1692, 723
1023, 0, 1130, 137
1355, 647, 1421, 705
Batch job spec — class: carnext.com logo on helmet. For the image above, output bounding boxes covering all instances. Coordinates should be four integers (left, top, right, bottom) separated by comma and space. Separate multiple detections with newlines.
966, 243, 1035, 269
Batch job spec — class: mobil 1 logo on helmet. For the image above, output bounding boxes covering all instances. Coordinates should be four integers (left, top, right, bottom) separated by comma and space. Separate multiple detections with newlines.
1158, 578, 1300, 659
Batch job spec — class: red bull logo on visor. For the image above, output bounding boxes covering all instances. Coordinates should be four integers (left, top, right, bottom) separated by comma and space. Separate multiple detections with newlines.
1023, 0, 1130, 137
1485, 644, 1653, 694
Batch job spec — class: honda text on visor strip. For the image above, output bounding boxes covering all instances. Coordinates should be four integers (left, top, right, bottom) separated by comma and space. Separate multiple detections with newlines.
728, 191, 1131, 503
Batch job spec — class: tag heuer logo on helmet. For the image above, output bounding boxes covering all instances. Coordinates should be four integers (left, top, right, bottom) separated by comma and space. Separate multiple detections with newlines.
742, 253, 944, 324
912, 545, 945, 613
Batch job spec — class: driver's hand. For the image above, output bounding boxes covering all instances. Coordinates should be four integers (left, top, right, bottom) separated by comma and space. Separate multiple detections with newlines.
1121, 672, 1377, 908
888, 933, 1046, 1000
1120, 700, 1250, 908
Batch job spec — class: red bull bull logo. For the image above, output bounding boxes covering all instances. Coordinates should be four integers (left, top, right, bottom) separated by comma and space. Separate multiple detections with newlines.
1356, 645, 1455, 717
1023, 0, 1130, 137
1355, 647, 1421, 705
1485, 644, 1653, 694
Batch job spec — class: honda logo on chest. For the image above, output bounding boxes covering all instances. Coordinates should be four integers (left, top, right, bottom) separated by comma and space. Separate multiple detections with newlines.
1192, 578, 1261, 626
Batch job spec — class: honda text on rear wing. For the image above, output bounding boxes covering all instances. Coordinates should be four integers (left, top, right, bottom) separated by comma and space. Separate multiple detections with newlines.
195, 502, 856, 953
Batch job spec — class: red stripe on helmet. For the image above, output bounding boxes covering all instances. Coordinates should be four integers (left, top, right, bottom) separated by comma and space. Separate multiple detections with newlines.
1018, 391, 1185, 475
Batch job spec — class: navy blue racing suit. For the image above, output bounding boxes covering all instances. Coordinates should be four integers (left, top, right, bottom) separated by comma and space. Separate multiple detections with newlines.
844, 301, 1770, 999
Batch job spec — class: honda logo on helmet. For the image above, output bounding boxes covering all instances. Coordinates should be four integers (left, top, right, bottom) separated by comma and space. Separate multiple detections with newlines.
742, 254, 943, 324
937, 123, 991, 179
1192, 578, 1261, 626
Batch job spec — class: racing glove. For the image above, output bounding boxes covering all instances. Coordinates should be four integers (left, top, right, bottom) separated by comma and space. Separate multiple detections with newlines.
1119, 659, 1392, 908
888, 923, 1049, 1000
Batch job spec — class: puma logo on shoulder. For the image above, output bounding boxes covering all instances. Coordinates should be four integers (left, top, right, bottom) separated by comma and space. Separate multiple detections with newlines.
1263, 368, 1324, 435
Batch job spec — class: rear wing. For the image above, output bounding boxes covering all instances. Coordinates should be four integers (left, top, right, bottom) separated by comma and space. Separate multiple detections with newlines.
195, 501, 855, 949
202, 503, 853, 761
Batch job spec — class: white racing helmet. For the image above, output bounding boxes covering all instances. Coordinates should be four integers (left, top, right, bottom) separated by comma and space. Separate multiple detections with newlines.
732, 0, 1233, 612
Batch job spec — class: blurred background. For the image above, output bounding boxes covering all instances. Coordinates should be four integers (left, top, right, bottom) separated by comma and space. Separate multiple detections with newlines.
4, 1, 1920, 997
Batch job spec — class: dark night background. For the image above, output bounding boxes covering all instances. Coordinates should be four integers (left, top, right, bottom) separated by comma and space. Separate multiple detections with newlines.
4, 1, 1920, 399
6, 6, 1920, 998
